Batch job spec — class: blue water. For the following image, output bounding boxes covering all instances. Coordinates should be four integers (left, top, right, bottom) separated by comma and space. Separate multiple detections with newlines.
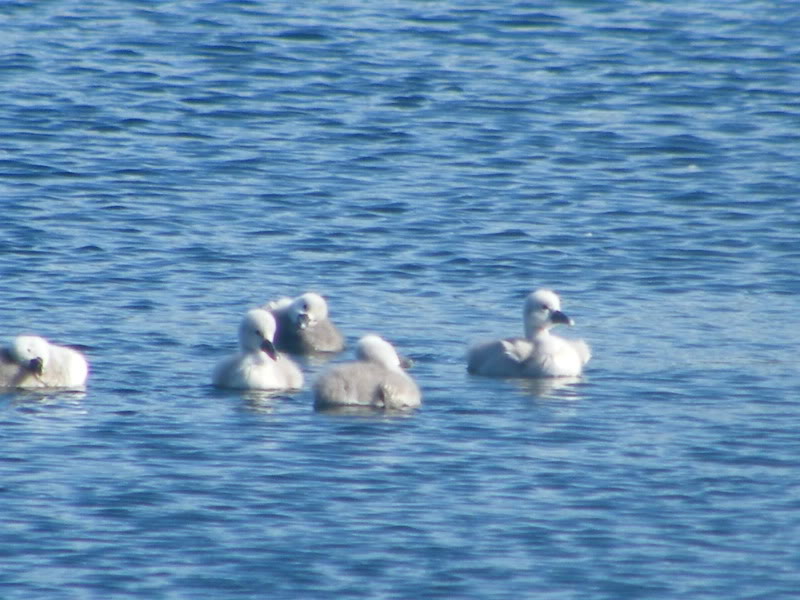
2, 1, 800, 598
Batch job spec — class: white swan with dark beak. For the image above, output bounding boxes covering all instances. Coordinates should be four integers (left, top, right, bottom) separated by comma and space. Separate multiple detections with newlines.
212, 308, 303, 391
0, 335, 88, 389
467, 289, 590, 378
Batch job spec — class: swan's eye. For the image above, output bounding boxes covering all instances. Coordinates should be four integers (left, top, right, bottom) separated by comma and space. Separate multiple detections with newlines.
540, 305, 550, 311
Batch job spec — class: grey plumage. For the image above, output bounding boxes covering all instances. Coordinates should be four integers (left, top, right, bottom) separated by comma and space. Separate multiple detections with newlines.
265, 292, 345, 355
313, 335, 421, 411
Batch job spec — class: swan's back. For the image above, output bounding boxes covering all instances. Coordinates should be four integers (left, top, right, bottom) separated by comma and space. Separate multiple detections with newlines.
213, 352, 302, 391
468, 334, 589, 378
46, 345, 89, 388
314, 362, 420, 410
313, 334, 420, 410
567, 338, 591, 367
0, 337, 88, 389
289, 318, 344, 354
467, 338, 532, 377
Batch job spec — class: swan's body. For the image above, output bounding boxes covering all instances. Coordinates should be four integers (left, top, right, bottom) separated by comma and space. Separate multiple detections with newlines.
467, 289, 590, 378
314, 335, 420, 410
0, 335, 88, 389
265, 292, 344, 355
213, 308, 303, 391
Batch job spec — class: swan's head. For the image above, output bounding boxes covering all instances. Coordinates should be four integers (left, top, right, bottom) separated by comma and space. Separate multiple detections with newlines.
290, 292, 329, 330
356, 334, 403, 371
10, 335, 50, 375
523, 289, 573, 337
239, 309, 278, 359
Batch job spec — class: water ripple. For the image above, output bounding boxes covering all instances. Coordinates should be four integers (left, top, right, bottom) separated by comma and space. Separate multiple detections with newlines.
1, 1, 799, 599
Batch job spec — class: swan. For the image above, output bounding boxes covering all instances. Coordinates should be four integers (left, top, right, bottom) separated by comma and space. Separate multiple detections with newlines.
313, 334, 421, 410
0, 335, 88, 389
212, 308, 303, 391
467, 289, 590, 378
264, 292, 344, 354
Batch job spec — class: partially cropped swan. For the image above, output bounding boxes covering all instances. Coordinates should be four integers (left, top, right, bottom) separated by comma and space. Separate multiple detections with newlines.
264, 292, 345, 354
467, 289, 590, 378
313, 334, 421, 410
0, 335, 88, 389
212, 308, 303, 391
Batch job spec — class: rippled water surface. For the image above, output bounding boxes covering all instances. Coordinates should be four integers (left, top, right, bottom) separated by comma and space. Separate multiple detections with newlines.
2, 1, 799, 598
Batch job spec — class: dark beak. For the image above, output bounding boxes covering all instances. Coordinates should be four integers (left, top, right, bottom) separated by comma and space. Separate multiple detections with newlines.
551, 310, 574, 326
297, 313, 310, 330
260, 339, 277, 360
28, 357, 44, 375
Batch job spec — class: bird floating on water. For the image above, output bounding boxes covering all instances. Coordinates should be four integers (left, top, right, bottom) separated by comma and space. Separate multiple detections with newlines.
467, 289, 590, 378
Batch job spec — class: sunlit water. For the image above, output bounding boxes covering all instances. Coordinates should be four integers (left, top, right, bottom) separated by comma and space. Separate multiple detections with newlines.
2, 1, 799, 598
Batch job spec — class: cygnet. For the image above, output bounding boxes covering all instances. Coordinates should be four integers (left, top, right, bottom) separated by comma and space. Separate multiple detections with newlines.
313, 334, 421, 410
467, 289, 590, 378
0, 334, 88, 389
212, 308, 303, 391
264, 292, 345, 354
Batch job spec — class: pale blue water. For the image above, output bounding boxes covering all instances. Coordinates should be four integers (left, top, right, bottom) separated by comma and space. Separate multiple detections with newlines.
2, 1, 800, 598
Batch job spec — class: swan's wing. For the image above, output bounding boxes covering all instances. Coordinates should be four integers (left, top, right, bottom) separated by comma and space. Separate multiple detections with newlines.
314, 363, 418, 409
274, 354, 304, 389
376, 372, 421, 409
314, 363, 372, 408
43, 345, 88, 388
566, 338, 591, 366
299, 320, 345, 353
467, 338, 532, 377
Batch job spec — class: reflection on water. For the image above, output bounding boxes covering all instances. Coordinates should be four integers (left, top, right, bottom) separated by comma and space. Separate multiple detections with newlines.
3, 388, 87, 405
313, 404, 418, 418
240, 389, 290, 414
1, 389, 88, 426
513, 376, 586, 400
293, 352, 344, 370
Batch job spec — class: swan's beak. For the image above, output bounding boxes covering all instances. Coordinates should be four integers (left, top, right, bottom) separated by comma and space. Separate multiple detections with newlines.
297, 313, 310, 330
551, 310, 574, 326
260, 339, 277, 360
28, 357, 44, 375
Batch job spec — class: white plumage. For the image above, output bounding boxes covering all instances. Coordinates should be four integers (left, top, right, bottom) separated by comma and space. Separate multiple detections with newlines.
467, 289, 590, 378
212, 308, 303, 391
0, 335, 89, 389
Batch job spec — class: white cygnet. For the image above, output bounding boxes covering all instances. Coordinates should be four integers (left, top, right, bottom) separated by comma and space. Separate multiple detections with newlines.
467, 289, 590, 378
0, 334, 89, 389
264, 292, 345, 355
313, 334, 421, 410
212, 308, 303, 391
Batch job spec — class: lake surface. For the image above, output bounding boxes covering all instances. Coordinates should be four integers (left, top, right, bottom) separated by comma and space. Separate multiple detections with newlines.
2, 1, 799, 598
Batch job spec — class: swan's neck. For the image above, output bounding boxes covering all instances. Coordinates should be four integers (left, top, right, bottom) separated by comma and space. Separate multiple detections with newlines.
526, 325, 551, 340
